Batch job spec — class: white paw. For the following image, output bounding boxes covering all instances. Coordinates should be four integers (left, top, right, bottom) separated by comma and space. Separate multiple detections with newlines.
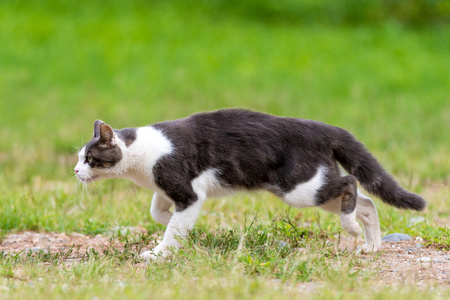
140, 250, 159, 261
357, 243, 381, 253
140, 246, 173, 262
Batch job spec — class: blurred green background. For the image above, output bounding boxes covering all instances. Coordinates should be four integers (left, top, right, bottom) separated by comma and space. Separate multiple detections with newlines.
0, 0, 449, 183
0, 3, 449, 297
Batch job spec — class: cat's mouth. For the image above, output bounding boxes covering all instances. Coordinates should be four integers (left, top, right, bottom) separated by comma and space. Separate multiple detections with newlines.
77, 175, 99, 183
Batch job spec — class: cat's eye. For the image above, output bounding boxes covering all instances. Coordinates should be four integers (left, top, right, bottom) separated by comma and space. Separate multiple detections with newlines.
85, 156, 93, 164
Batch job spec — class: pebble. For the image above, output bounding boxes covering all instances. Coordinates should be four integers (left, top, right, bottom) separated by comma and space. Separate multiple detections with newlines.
278, 240, 288, 248
381, 233, 412, 242
416, 257, 431, 262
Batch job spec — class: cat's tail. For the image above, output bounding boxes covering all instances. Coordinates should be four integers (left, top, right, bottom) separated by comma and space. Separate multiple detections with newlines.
332, 127, 426, 211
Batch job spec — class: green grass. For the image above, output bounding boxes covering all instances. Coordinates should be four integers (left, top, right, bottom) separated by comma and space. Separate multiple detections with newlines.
0, 0, 449, 299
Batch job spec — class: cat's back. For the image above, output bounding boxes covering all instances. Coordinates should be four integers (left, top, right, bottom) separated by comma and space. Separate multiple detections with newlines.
151, 109, 334, 150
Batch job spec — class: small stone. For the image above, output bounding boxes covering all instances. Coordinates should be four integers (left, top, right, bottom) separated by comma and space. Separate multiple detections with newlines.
382, 233, 412, 243
416, 257, 431, 262
415, 244, 424, 248
433, 260, 444, 263
278, 240, 288, 248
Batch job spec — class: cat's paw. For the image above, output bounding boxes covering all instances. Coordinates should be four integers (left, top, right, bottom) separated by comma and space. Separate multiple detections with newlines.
140, 246, 172, 262
357, 243, 381, 254
140, 250, 159, 261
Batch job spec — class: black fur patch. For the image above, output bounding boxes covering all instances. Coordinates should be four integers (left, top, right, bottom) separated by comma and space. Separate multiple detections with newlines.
316, 175, 357, 214
84, 138, 123, 169
115, 128, 137, 147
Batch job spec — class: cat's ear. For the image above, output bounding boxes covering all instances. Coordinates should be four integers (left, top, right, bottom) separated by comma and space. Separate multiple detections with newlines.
99, 122, 116, 146
93, 120, 104, 138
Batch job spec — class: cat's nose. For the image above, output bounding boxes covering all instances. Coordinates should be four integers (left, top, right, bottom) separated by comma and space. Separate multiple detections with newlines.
74, 168, 79, 174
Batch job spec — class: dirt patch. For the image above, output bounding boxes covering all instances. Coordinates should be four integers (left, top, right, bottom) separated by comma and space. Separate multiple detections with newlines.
335, 236, 450, 286
0, 228, 151, 260
369, 240, 449, 286
0, 231, 449, 286
1, 231, 115, 256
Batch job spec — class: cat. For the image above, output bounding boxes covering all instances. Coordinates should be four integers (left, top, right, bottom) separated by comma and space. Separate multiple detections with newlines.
74, 109, 426, 260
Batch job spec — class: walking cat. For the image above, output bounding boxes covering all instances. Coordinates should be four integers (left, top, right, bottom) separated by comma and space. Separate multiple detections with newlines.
74, 109, 426, 260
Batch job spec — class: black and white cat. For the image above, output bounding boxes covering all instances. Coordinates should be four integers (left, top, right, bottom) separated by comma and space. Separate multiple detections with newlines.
74, 109, 426, 260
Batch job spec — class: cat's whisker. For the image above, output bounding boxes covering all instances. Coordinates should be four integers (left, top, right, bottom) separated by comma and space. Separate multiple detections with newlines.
90, 179, 102, 194
67, 170, 78, 178
80, 182, 94, 204
71, 174, 91, 204
74, 178, 85, 195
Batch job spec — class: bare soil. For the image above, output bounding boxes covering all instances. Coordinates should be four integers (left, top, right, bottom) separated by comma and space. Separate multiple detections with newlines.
338, 236, 450, 286
1, 231, 448, 286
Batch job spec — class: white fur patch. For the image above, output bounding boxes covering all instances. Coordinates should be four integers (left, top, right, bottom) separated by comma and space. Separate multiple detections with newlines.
340, 208, 362, 237
74, 146, 96, 182
150, 193, 173, 226
191, 169, 234, 199
282, 166, 326, 208
123, 126, 173, 190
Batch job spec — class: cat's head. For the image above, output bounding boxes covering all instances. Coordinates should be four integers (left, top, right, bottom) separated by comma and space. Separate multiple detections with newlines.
74, 120, 126, 183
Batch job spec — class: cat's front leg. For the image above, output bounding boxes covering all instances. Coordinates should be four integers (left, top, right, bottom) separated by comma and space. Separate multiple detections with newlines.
150, 193, 173, 226
141, 197, 206, 261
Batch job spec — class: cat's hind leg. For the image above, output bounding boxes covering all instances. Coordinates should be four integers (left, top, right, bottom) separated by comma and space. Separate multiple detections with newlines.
150, 192, 173, 226
317, 175, 362, 237
355, 190, 381, 252
320, 186, 382, 252
280, 168, 361, 237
